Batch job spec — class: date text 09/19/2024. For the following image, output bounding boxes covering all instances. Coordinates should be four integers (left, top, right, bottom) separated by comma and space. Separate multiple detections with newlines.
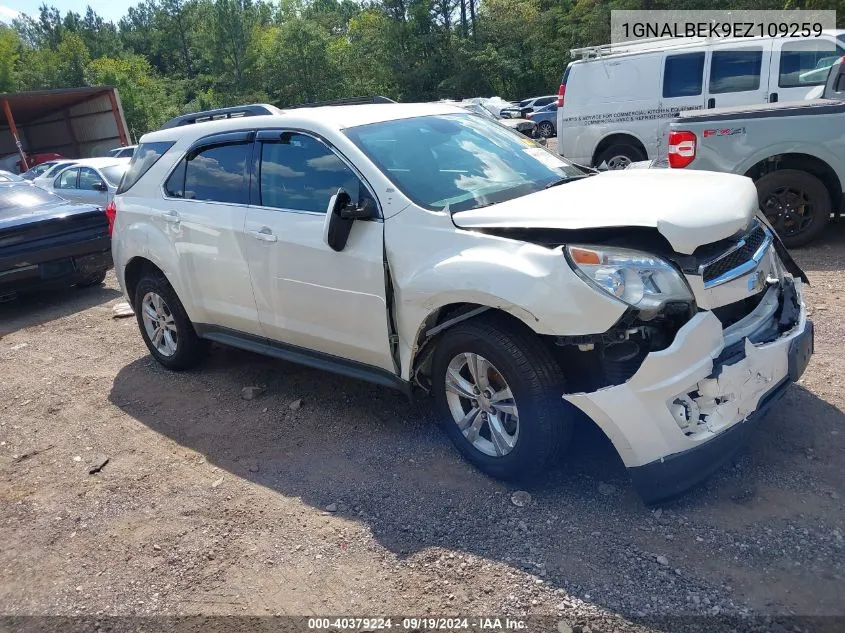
307, 617, 528, 630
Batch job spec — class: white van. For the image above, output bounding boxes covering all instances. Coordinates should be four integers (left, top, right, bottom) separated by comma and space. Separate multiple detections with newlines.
556, 31, 845, 168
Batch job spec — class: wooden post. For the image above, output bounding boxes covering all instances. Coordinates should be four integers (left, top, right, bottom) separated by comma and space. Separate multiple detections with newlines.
106, 89, 130, 147
2, 98, 28, 171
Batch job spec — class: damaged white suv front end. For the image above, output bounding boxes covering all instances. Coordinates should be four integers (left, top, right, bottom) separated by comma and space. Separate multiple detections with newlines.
447, 167, 812, 502
563, 219, 812, 502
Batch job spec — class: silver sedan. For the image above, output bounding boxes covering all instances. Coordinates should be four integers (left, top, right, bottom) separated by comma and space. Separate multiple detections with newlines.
41, 158, 130, 206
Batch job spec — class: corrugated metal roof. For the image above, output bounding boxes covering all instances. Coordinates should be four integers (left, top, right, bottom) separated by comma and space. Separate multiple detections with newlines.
0, 87, 117, 126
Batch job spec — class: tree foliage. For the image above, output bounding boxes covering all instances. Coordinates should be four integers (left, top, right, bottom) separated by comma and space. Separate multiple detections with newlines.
2, 0, 844, 138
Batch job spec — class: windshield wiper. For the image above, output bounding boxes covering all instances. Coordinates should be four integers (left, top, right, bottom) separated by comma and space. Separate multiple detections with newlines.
544, 174, 592, 189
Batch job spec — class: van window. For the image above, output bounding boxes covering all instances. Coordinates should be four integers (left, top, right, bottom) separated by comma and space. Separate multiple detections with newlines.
709, 49, 763, 94
779, 39, 845, 88
663, 52, 705, 97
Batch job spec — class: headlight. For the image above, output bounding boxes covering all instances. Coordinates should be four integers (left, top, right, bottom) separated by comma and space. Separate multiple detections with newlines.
565, 245, 693, 314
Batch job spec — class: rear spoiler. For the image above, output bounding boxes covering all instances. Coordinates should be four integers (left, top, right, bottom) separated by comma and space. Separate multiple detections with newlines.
160, 96, 397, 129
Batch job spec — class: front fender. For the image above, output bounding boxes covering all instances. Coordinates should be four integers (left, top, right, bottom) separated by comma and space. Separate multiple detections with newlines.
392, 237, 627, 380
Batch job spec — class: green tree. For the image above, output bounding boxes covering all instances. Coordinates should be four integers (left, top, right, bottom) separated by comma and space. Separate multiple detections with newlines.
0, 26, 20, 92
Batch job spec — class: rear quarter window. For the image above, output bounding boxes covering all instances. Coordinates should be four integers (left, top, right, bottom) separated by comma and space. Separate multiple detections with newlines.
117, 141, 175, 194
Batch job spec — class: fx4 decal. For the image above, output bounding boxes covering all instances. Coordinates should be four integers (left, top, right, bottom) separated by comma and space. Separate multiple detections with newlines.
703, 127, 746, 138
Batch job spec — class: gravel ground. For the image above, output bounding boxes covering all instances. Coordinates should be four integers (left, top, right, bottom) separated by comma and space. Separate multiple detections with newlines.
0, 219, 843, 632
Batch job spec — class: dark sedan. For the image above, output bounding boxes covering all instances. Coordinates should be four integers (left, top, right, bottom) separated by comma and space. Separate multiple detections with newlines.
0, 182, 112, 300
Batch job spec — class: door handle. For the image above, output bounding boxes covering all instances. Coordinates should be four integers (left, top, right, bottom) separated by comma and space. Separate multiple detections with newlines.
162, 211, 180, 223
707, 98, 716, 108
249, 227, 277, 243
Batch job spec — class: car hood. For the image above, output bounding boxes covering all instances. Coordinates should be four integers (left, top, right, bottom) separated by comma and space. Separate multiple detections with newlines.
500, 118, 532, 128
451, 169, 758, 254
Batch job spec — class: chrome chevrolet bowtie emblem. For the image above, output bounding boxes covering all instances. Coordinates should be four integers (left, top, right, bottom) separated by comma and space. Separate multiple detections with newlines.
748, 269, 766, 293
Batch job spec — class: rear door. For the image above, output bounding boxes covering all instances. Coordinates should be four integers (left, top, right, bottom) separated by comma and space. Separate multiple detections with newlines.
705, 44, 771, 109
52, 167, 81, 203
770, 35, 845, 102
160, 131, 262, 335
657, 50, 707, 158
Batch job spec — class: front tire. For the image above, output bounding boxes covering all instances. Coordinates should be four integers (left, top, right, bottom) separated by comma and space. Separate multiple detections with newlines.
431, 315, 573, 481
756, 169, 831, 248
134, 272, 209, 370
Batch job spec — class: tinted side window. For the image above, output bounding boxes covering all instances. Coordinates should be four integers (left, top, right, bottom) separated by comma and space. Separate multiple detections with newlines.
709, 49, 763, 94
779, 39, 845, 88
258, 133, 365, 213
535, 97, 555, 107
183, 143, 249, 204
78, 167, 102, 190
55, 168, 78, 189
118, 141, 175, 194
663, 52, 705, 97
165, 159, 186, 198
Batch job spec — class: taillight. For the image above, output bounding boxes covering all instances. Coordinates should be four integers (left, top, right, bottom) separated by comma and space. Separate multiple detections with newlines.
105, 201, 116, 236
526, 112, 533, 119
557, 83, 566, 107
668, 131, 696, 168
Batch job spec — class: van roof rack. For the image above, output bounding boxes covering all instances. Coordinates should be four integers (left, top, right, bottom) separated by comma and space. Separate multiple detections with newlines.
571, 36, 710, 60
161, 104, 281, 129
284, 95, 396, 108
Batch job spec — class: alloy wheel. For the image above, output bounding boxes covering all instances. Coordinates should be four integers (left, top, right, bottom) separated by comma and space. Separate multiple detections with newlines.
141, 291, 178, 357
443, 353, 519, 457
606, 155, 632, 170
761, 185, 814, 238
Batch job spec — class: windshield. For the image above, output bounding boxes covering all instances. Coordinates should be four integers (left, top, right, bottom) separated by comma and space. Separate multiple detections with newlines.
346, 113, 582, 212
100, 164, 128, 187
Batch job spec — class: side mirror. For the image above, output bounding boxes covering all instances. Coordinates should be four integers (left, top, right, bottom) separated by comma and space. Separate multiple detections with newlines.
339, 197, 377, 220
323, 189, 377, 252
537, 137, 548, 147
93, 181, 107, 192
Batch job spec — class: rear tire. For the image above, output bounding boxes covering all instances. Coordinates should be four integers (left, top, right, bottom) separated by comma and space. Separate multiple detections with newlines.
538, 121, 555, 138
134, 272, 209, 370
76, 270, 107, 288
431, 315, 573, 481
756, 169, 831, 248
595, 143, 645, 170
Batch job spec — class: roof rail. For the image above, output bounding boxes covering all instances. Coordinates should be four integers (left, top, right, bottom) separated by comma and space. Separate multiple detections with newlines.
571, 36, 710, 59
284, 95, 396, 109
160, 104, 282, 130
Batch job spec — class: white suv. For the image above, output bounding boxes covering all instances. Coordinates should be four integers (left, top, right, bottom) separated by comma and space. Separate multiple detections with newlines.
111, 102, 813, 502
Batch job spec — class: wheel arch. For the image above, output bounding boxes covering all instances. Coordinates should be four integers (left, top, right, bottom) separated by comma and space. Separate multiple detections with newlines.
592, 132, 648, 166
744, 153, 843, 217
408, 302, 549, 389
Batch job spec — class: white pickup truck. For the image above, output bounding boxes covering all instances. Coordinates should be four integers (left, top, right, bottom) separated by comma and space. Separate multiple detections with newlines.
110, 101, 813, 502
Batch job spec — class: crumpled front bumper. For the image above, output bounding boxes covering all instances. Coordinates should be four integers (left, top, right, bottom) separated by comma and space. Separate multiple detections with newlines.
564, 277, 812, 503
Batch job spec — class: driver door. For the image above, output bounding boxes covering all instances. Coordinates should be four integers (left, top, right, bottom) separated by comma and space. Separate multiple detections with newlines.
243, 129, 394, 372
